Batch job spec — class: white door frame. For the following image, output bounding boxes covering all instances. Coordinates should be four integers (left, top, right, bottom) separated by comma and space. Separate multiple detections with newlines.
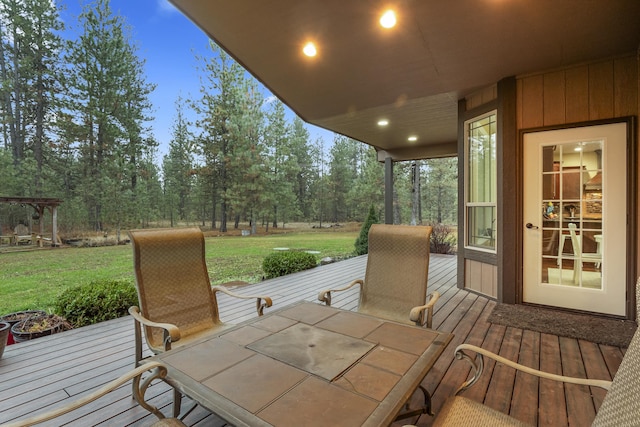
522, 122, 628, 316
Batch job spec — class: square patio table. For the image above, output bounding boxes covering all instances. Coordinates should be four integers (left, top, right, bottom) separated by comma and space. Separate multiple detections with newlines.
150, 301, 453, 427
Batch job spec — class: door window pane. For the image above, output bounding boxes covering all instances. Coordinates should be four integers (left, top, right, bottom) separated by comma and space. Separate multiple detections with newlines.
541, 139, 603, 290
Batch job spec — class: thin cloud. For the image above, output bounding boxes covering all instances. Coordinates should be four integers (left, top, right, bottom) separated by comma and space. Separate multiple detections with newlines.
157, 0, 178, 14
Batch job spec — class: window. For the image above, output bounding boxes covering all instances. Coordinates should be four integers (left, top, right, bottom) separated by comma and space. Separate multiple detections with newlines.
465, 111, 497, 252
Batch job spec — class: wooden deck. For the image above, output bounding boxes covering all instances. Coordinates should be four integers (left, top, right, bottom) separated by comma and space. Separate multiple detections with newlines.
0, 254, 626, 427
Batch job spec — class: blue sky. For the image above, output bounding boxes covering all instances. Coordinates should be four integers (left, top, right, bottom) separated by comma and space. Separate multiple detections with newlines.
60, 0, 335, 160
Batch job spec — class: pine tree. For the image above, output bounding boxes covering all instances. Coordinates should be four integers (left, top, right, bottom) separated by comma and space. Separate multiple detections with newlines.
423, 157, 458, 224
0, 0, 64, 193
162, 97, 195, 225
354, 204, 379, 255
328, 136, 359, 222
349, 145, 384, 220
224, 79, 266, 234
63, 0, 156, 231
194, 42, 247, 232
289, 117, 313, 220
264, 100, 298, 228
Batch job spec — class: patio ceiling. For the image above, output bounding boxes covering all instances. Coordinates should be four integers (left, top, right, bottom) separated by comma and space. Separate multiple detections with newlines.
169, 0, 640, 160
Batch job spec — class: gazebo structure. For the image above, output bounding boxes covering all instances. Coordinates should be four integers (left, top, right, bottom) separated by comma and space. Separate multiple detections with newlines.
0, 197, 62, 247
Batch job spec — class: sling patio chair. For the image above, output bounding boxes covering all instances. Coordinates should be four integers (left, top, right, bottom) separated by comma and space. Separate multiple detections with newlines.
3, 361, 185, 427
318, 224, 441, 419
318, 223, 440, 328
128, 227, 273, 417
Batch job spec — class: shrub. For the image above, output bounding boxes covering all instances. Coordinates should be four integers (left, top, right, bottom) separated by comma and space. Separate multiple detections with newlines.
354, 205, 379, 255
262, 251, 317, 279
53, 279, 138, 327
429, 222, 457, 254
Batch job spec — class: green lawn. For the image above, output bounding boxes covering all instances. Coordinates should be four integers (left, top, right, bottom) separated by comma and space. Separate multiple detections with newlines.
0, 231, 358, 315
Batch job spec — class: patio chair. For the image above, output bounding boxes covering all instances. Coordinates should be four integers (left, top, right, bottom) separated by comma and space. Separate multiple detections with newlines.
3, 361, 185, 427
318, 224, 439, 419
128, 227, 273, 416
318, 224, 439, 328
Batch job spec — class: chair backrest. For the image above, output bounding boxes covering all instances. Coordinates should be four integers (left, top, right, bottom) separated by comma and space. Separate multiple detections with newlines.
129, 228, 221, 351
359, 224, 432, 325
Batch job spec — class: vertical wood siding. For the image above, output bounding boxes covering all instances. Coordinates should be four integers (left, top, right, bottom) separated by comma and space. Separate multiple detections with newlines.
515, 52, 639, 314
465, 259, 498, 297
517, 54, 638, 129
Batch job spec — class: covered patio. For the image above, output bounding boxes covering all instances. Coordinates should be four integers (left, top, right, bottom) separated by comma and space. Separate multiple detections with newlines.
0, 254, 625, 426
167, 1, 640, 320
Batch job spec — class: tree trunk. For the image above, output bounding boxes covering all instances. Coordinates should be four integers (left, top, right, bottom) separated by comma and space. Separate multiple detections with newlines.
220, 199, 228, 232
210, 193, 216, 230
272, 206, 278, 228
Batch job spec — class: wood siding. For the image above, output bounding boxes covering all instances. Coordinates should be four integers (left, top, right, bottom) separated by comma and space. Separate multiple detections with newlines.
517, 55, 638, 128
465, 259, 498, 297
512, 53, 639, 317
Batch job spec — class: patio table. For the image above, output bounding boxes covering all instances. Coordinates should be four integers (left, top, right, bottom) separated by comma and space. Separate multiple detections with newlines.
150, 301, 453, 427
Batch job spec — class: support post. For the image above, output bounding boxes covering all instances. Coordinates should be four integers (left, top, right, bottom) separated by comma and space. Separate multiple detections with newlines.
385, 156, 394, 224
52, 206, 58, 247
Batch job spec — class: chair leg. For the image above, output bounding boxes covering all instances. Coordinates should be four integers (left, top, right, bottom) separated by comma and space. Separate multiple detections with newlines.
173, 388, 182, 418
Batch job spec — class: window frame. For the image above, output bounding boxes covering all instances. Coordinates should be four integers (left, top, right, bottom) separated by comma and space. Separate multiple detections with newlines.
464, 110, 498, 253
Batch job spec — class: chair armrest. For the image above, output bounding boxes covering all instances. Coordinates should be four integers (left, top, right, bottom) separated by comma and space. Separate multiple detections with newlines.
129, 306, 181, 349
317, 279, 363, 306
409, 291, 440, 328
3, 361, 170, 427
211, 285, 273, 316
453, 343, 612, 395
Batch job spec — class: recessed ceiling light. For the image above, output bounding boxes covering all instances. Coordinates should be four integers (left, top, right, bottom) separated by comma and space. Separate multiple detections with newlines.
377, 119, 389, 126
380, 10, 396, 28
408, 136, 418, 142
303, 42, 317, 57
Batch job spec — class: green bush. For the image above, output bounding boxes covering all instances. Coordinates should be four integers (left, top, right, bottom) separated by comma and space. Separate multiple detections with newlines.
354, 205, 379, 255
53, 279, 138, 327
262, 251, 317, 279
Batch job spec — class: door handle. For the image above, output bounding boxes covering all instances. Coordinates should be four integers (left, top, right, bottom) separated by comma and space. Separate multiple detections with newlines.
525, 223, 539, 229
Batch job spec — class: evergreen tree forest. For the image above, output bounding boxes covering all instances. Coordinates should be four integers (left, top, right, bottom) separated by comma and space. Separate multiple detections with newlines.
0, 0, 457, 237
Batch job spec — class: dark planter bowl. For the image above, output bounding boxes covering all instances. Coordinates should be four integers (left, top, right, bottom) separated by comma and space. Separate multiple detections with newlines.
11, 323, 60, 343
10, 314, 70, 343
0, 322, 9, 358
0, 310, 47, 345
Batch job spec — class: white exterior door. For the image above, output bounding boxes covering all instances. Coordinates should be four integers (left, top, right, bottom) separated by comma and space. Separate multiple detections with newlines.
523, 123, 627, 316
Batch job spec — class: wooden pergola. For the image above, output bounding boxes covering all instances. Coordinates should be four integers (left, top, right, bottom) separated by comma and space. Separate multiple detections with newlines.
0, 196, 62, 247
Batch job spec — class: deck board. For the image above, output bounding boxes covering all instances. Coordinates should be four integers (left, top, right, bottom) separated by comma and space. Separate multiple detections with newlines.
0, 253, 628, 427
510, 329, 540, 425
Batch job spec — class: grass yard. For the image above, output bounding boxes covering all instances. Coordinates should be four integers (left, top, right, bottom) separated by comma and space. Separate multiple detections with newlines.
0, 229, 359, 315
